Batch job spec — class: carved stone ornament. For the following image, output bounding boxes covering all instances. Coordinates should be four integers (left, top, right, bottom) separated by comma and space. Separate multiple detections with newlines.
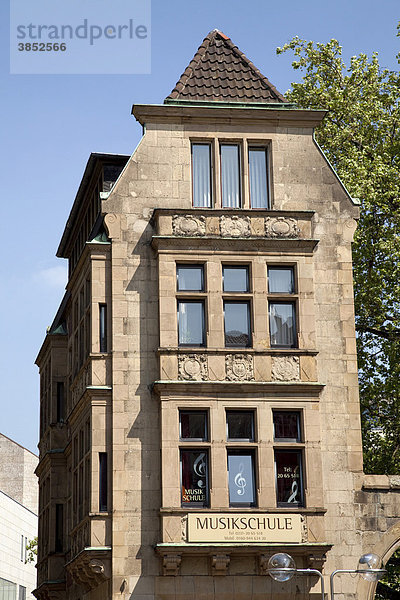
271, 356, 300, 381
89, 560, 105, 574
225, 354, 254, 381
178, 354, 208, 381
265, 216, 300, 238
211, 553, 230, 575
163, 553, 182, 576
220, 215, 251, 238
172, 215, 206, 236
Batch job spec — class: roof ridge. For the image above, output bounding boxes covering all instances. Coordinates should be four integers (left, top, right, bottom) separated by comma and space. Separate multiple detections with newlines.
165, 30, 288, 104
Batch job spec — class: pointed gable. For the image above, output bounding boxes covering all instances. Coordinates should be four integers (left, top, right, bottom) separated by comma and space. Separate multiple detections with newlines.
165, 30, 288, 104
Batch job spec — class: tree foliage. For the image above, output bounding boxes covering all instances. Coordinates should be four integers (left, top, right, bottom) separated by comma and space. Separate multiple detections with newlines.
25, 536, 38, 564
277, 27, 400, 473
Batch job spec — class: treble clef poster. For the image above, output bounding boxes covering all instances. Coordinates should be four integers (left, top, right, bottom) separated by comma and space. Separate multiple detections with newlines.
275, 450, 303, 506
228, 453, 255, 505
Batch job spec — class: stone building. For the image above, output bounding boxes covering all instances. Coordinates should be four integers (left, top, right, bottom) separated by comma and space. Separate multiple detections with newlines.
34, 30, 400, 600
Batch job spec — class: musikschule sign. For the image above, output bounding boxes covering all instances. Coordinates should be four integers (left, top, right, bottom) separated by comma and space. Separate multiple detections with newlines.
187, 513, 302, 543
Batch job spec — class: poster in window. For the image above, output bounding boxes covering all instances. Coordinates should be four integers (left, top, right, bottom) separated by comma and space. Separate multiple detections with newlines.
181, 450, 209, 506
275, 450, 303, 506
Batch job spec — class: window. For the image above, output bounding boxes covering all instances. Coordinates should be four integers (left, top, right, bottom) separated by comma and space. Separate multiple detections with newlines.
273, 411, 301, 442
99, 452, 108, 512
178, 301, 205, 346
224, 301, 251, 347
19, 586, 26, 600
227, 451, 256, 506
223, 266, 249, 292
226, 411, 254, 441
177, 265, 204, 291
20, 535, 24, 562
177, 265, 206, 347
249, 147, 269, 208
268, 266, 297, 348
180, 449, 209, 507
55, 504, 63, 552
99, 303, 107, 353
0, 578, 17, 600
273, 411, 304, 507
192, 143, 212, 207
180, 411, 208, 441
56, 382, 65, 423
221, 144, 241, 208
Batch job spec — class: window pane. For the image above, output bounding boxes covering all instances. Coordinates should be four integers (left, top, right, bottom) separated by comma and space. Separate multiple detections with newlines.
221, 144, 241, 208
223, 266, 249, 292
228, 452, 255, 505
99, 303, 107, 353
0, 578, 17, 600
224, 302, 251, 347
181, 450, 209, 507
269, 302, 296, 347
275, 450, 304, 506
226, 411, 254, 441
180, 411, 208, 441
178, 301, 205, 346
192, 144, 211, 208
273, 412, 301, 442
177, 265, 204, 291
268, 267, 294, 293
249, 147, 269, 209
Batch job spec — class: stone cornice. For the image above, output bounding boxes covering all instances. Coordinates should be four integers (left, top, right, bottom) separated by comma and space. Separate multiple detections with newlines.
154, 380, 324, 398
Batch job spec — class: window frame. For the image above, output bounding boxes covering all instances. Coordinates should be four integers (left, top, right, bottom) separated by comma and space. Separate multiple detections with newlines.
223, 299, 252, 348
191, 142, 213, 208
177, 299, 206, 347
267, 265, 298, 349
179, 410, 209, 442
274, 448, 305, 508
226, 410, 255, 442
227, 448, 257, 507
220, 142, 242, 208
248, 145, 270, 209
180, 448, 210, 508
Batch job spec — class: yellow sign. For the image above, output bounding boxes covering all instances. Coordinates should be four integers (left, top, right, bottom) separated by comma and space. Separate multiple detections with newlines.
187, 513, 302, 543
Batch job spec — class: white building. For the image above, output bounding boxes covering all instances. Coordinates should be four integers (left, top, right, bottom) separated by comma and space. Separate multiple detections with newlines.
0, 434, 38, 600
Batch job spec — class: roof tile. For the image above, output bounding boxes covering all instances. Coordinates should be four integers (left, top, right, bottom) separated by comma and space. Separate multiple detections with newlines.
165, 30, 287, 104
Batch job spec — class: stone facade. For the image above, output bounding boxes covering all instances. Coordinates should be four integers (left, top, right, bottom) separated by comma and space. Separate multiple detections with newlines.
35, 31, 400, 600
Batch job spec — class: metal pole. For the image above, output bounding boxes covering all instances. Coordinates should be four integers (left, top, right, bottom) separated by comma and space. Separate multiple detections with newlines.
330, 568, 386, 600
297, 568, 325, 600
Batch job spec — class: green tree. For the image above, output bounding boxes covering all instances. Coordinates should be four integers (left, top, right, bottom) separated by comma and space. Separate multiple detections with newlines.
25, 536, 38, 564
277, 27, 400, 474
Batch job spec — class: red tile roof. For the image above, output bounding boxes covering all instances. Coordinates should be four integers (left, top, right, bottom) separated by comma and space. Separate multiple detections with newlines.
165, 30, 288, 104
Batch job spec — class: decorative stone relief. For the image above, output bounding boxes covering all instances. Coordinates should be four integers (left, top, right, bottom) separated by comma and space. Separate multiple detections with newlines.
271, 356, 300, 381
89, 560, 105, 574
162, 553, 182, 576
172, 215, 206, 236
225, 354, 254, 381
104, 213, 120, 239
181, 515, 188, 541
178, 354, 208, 381
220, 215, 251, 238
211, 554, 230, 575
265, 216, 300, 238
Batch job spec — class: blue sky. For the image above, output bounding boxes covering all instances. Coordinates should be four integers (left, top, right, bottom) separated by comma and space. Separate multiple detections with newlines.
1, 0, 399, 454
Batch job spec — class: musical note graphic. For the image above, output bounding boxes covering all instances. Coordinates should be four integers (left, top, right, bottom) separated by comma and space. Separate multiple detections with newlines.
194, 453, 206, 488
287, 465, 299, 503
234, 463, 247, 496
